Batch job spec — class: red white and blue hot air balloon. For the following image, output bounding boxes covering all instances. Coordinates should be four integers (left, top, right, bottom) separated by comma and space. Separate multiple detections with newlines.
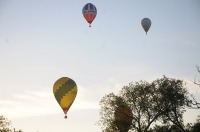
82, 3, 97, 27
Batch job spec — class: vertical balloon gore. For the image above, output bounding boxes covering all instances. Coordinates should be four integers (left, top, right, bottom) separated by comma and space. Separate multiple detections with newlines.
53, 77, 78, 118
82, 3, 97, 27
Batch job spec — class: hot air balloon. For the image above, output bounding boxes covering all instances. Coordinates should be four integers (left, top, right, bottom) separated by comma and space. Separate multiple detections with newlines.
53, 77, 78, 119
114, 105, 133, 132
141, 18, 151, 35
82, 3, 97, 27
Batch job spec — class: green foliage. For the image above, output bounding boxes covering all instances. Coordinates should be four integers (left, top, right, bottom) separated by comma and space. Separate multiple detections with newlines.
190, 116, 200, 132
0, 115, 12, 132
98, 76, 198, 132
13, 128, 23, 132
190, 122, 200, 132
98, 93, 121, 132
152, 124, 183, 132
0, 115, 23, 132
152, 77, 188, 131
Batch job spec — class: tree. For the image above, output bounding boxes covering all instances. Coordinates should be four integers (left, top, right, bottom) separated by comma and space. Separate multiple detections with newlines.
98, 76, 199, 132
13, 128, 23, 132
0, 115, 12, 132
190, 66, 200, 109
190, 115, 200, 132
190, 122, 200, 132
152, 124, 183, 132
194, 66, 200, 87
98, 93, 130, 132
119, 80, 164, 132
0, 115, 23, 132
152, 77, 189, 132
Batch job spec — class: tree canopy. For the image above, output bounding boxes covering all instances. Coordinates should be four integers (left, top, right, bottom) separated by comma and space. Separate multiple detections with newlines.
0, 115, 23, 132
0, 115, 12, 132
98, 76, 200, 132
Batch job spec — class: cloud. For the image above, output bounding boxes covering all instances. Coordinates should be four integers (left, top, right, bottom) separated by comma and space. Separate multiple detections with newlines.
0, 90, 57, 118
0, 85, 103, 118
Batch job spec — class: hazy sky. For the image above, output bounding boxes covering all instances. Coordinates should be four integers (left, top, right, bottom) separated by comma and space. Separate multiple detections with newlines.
0, 0, 200, 132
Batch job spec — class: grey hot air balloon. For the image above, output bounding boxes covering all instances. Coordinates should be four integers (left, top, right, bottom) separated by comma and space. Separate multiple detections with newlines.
141, 18, 151, 35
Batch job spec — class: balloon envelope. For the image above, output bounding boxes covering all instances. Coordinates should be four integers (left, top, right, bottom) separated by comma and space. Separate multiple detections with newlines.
82, 3, 97, 27
141, 18, 151, 34
114, 106, 133, 131
53, 77, 77, 118
114, 106, 133, 122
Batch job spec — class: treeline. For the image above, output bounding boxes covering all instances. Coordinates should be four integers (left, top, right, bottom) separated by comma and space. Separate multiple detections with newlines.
0, 115, 22, 132
98, 76, 200, 132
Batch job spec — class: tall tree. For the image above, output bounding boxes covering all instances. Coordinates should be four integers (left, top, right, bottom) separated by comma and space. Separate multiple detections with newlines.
119, 81, 164, 132
98, 76, 199, 132
152, 77, 189, 132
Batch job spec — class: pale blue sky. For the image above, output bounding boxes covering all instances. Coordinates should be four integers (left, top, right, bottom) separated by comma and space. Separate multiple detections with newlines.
0, 0, 200, 132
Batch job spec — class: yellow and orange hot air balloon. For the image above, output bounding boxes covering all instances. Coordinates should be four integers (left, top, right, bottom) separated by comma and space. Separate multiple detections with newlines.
53, 77, 77, 119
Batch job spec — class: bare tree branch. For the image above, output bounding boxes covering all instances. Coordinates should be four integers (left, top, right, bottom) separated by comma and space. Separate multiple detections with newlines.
193, 65, 200, 86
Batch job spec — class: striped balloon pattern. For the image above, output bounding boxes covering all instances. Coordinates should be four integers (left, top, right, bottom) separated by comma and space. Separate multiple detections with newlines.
82, 3, 97, 27
53, 77, 77, 118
